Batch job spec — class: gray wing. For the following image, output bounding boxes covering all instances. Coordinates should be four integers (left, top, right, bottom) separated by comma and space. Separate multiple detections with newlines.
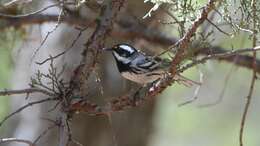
130, 55, 160, 74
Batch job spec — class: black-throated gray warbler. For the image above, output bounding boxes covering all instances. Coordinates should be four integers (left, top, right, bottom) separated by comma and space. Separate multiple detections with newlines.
103, 44, 177, 85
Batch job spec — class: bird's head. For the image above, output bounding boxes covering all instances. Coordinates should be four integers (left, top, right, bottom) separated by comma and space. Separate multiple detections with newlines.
103, 44, 138, 64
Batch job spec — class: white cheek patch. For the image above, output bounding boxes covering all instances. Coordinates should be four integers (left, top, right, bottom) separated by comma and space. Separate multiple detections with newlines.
119, 45, 135, 54
113, 52, 131, 64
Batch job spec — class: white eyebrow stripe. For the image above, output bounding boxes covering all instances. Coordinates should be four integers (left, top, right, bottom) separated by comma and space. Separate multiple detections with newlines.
119, 45, 135, 53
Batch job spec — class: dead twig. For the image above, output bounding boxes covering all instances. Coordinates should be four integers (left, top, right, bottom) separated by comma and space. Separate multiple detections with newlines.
33, 124, 57, 144
239, 0, 257, 145
178, 69, 204, 106
0, 2, 75, 18
206, 18, 231, 36
199, 64, 236, 108
36, 27, 88, 65
31, 9, 64, 64
0, 88, 54, 97
0, 138, 35, 146
0, 97, 59, 127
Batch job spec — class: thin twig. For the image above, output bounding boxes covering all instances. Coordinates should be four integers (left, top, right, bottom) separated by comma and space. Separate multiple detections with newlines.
58, 113, 69, 146
0, 97, 59, 127
36, 27, 88, 65
206, 18, 231, 36
0, 138, 35, 146
33, 124, 57, 144
199, 64, 236, 108
31, 9, 64, 64
0, 88, 54, 97
239, 0, 257, 145
0, 2, 75, 18
179, 69, 203, 106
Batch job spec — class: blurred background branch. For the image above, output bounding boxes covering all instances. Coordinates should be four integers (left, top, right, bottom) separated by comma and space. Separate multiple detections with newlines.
1, 12, 259, 73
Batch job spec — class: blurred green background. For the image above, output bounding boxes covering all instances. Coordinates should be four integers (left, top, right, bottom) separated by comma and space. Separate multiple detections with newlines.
0, 28, 24, 130
0, 29, 13, 123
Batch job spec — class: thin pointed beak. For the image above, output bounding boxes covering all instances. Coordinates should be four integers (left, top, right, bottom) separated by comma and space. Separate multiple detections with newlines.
102, 47, 113, 51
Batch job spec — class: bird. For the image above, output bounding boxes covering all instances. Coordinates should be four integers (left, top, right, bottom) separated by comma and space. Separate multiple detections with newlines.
103, 43, 176, 85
